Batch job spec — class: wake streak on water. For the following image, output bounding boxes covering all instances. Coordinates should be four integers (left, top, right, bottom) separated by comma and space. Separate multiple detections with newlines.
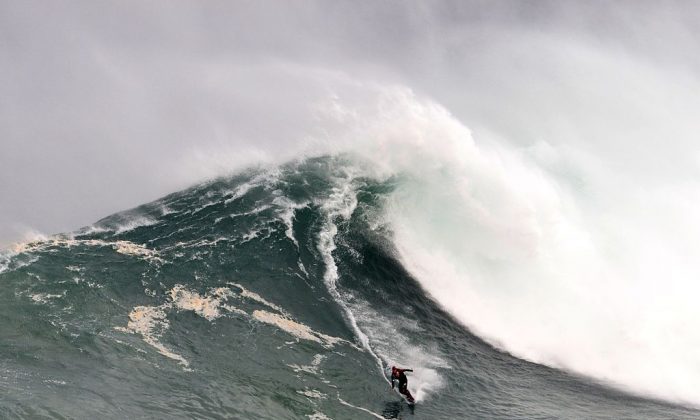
317, 171, 388, 379
1, 157, 699, 419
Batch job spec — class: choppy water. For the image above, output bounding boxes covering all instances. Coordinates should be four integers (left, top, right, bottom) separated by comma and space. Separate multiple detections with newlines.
1, 156, 698, 419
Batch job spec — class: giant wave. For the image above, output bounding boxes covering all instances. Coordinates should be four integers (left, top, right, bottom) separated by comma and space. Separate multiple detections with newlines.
2, 88, 700, 418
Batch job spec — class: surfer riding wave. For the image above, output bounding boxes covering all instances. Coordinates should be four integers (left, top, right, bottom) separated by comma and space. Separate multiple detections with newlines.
390, 366, 415, 403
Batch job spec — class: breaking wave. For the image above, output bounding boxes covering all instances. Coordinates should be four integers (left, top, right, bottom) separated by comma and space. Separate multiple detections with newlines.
2, 88, 700, 418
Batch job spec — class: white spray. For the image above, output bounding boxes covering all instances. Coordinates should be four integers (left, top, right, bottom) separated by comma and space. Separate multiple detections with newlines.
310, 84, 700, 407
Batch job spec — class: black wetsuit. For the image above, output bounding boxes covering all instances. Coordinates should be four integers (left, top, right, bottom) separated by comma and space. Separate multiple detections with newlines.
391, 368, 414, 402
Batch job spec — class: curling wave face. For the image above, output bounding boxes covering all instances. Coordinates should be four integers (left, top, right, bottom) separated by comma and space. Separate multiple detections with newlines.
308, 87, 700, 406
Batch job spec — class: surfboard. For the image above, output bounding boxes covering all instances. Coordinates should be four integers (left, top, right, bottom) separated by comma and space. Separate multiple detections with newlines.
389, 380, 415, 404
394, 389, 415, 405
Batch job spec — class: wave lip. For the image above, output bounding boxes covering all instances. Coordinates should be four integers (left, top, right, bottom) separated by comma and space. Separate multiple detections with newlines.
317, 87, 700, 407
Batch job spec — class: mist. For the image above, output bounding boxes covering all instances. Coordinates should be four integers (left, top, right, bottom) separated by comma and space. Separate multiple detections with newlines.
1, 1, 698, 245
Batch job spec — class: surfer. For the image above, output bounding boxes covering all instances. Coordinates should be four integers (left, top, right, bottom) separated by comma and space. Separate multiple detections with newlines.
390, 366, 415, 403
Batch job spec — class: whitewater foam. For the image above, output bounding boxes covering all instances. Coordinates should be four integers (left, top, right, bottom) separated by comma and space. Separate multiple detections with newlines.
113, 241, 164, 263
316, 86, 700, 405
169, 285, 231, 321
117, 285, 241, 367
213, 204, 272, 224
223, 169, 281, 205
0, 253, 10, 274
103, 215, 159, 234
336, 394, 385, 419
315, 171, 435, 395
272, 195, 308, 248
298, 388, 326, 399
350, 300, 448, 402
10, 236, 162, 264
118, 304, 189, 367
316, 173, 370, 354
30, 292, 66, 304
227, 282, 287, 314
253, 310, 344, 347
119, 283, 347, 368
288, 354, 326, 375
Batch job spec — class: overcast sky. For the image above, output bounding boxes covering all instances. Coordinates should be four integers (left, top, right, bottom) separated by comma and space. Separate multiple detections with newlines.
2, 1, 700, 245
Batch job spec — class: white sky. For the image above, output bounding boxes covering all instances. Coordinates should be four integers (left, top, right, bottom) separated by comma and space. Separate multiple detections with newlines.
2, 1, 699, 244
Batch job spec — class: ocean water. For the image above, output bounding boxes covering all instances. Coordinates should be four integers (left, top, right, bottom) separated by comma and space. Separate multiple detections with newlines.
1, 156, 698, 419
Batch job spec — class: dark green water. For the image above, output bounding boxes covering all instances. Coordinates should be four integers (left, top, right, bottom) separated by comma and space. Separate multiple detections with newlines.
1, 157, 698, 419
